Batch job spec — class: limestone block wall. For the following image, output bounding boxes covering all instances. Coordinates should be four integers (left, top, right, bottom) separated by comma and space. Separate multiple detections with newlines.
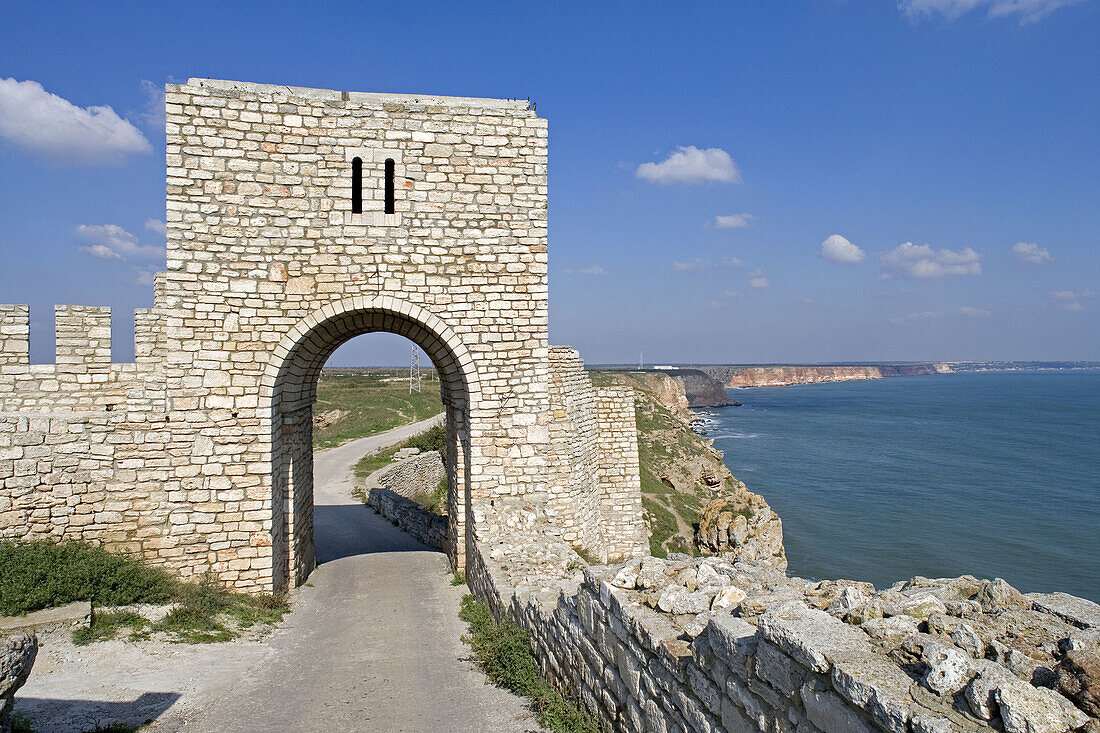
545, 347, 648, 562
367, 488, 450, 553
546, 347, 605, 552
155, 78, 551, 589
594, 387, 648, 560
0, 78, 651, 595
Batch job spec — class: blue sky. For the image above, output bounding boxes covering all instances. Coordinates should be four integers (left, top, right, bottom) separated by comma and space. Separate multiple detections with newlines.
1, 0, 1096, 366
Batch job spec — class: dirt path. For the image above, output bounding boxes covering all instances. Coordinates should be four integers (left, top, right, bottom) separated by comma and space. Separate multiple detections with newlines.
14, 414, 541, 733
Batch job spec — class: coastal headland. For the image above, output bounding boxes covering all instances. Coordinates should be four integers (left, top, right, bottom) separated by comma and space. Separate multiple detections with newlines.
701, 362, 952, 388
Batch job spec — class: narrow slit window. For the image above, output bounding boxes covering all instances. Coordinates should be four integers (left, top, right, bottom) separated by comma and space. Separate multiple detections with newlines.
384, 158, 395, 214
351, 157, 363, 214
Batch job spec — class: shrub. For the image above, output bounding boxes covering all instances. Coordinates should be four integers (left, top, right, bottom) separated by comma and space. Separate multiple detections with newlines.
404, 423, 446, 456
0, 539, 174, 616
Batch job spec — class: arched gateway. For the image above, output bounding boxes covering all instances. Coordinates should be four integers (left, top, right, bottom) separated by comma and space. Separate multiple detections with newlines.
266, 297, 480, 587
0, 79, 647, 591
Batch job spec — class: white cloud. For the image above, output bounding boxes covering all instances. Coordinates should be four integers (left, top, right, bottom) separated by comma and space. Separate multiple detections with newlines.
748, 269, 770, 288
714, 213, 754, 229
80, 243, 123, 260
674, 259, 705, 272
1011, 241, 1053, 265
881, 242, 982, 279
819, 234, 865, 264
1048, 289, 1094, 311
637, 146, 742, 185
77, 224, 164, 261
134, 268, 157, 286
872, 288, 915, 299
0, 78, 151, 164
145, 219, 167, 237
1048, 289, 1095, 300
959, 305, 991, 317
899, 0, 1084, 23
564, 265, 605, 275
709, 290, 742, 308
676, 256, 742, 272
139, 80, 166, 129
891, 311, 944, 324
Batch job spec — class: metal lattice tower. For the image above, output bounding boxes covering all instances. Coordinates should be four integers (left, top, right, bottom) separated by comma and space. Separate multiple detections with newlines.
409, 344, 421, 394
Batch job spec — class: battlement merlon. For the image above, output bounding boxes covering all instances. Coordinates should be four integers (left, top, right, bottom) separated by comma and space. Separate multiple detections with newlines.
54, 305, 111, 373
181, 78, 536, 112
0, 304, 29, 367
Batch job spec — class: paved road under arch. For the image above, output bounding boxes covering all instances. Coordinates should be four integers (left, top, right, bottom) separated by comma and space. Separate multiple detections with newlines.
167, 415, 541, 732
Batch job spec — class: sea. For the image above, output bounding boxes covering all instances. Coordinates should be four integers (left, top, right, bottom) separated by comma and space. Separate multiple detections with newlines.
698, 369, 1099, 602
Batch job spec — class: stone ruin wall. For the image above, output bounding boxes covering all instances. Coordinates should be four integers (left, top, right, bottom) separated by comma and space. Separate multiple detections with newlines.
370, 450, 447, 500
0, 79, 646, 593
468, 536, 1099, 733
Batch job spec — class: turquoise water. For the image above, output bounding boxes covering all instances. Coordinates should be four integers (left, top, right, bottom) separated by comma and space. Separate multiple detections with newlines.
703, 370, 1099, 602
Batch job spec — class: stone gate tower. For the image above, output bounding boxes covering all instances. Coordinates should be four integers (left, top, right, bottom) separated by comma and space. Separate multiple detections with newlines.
0, 79, 647, 591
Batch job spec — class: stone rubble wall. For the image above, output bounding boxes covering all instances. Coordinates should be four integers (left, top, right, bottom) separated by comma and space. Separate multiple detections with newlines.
468, 531, 1098, 733
369, 450, 446, 500
367, 488, 450, 553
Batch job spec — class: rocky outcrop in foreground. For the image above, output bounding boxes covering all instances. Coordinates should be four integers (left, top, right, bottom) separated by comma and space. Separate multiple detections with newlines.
1, 632, 36, 733
473, 533, 1098, 733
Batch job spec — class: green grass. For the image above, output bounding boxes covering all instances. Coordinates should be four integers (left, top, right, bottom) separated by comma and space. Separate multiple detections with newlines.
402, 423, 446, 454
10, 713, 34, 733
353, 446, 400, 478
451, 572, 466, 586
410, 477, 448, 516
313, 369, 443, 448
459, 595, 599, 733
642, 496, 678, 558
71, 610, 149, 645
0, 539, 287, 645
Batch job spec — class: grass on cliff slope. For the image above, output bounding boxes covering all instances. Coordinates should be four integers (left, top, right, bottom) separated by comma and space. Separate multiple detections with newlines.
0, 539, 286, 644
459, 595, 599, 733
313, 368, 443, 448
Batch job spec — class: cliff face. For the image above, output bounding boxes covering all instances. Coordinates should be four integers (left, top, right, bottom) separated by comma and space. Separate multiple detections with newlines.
701, 363, 945, 388
676, 369, 737, 406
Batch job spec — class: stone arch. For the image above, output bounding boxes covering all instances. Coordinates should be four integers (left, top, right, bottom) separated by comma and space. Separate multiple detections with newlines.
262, 296, 480, 590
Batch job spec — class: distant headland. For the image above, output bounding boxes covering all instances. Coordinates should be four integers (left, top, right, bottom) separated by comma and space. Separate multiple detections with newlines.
593, 361, 1100, 407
